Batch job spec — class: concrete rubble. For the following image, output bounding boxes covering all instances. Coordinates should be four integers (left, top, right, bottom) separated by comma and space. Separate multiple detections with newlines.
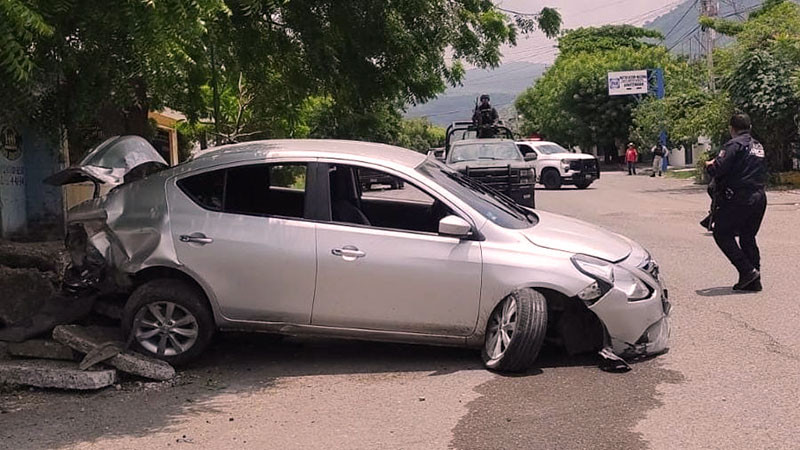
0, 359, 116, 390
0, 266, 55, 328
53, 325, 175, 381
0, 240, 177, 391
6, 339, 78, 361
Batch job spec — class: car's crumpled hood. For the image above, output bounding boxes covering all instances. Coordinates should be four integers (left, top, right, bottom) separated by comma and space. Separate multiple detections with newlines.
45, 135, 168, 187
522, 210, 631, 262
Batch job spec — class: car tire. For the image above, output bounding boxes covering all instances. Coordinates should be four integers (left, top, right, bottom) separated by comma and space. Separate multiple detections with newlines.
575, 180, 592, 189
122, 278, 215, 366
481, 288, 548, 373
541, 169, 562, 190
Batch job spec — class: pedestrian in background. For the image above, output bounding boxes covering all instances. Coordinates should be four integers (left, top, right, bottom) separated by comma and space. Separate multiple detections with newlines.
661, 146, 670, 174
705, 112, 767, 291
650, 144, 665, 177
625, 143, 638, 175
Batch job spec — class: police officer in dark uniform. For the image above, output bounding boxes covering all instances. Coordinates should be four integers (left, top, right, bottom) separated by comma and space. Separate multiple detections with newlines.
705, 113, 768, 291
472, 94, 499, 137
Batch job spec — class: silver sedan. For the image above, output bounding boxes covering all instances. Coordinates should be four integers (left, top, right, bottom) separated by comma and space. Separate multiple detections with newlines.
55, 137, 670, 372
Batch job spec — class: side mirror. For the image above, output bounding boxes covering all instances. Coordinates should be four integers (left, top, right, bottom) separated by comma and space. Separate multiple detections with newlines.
524, 153, 537, 161
439, 215, 472, 238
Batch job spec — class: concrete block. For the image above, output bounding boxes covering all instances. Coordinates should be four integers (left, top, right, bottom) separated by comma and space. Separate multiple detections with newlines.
7, 339, 77, 361
0, 267, 54, 326
53, 325, 175, 381
0, 359, 116, 390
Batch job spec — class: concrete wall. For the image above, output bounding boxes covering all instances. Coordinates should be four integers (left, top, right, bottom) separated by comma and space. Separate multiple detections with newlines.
0, 127, 27, 237
22, 130, 64, 235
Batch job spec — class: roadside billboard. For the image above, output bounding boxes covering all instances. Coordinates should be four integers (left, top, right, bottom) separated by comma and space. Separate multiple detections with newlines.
607, 70, 648, 96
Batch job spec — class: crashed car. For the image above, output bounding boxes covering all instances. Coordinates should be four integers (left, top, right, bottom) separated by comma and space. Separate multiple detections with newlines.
48, 136, 670, 371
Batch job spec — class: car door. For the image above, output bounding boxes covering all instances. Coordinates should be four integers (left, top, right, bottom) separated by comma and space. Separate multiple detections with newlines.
311, 162, 482, 336
167, 161, 317, 323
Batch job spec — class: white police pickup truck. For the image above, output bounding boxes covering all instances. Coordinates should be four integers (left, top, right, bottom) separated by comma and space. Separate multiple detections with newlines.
516, 140, 600, 190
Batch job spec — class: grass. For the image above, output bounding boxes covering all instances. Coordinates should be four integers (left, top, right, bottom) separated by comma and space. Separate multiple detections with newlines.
665, 169, 698, 180
770, 171, 800, 189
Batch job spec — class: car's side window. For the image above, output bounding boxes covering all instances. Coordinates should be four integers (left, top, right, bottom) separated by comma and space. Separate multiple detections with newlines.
177, 170, 225, 211
328, 164, 454, 234
178, 163, 307, 219
517, 144, 534, 156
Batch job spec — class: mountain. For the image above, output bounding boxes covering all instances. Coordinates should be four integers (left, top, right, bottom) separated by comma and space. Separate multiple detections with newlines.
404, 61, 547, 126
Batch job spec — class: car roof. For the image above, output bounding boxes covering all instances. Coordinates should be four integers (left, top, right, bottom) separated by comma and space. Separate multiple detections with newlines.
515, 140, 558, 146
452, 138, 515, 146
188, 139, 427, 169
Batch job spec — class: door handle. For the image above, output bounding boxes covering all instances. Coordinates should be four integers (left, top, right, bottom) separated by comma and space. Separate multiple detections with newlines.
331, 246, 366, 260
180, 234, 213, 245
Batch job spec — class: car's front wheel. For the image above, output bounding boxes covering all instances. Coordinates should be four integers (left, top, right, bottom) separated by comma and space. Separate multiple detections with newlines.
541, 169, 562, 190
481, 288, 548, 373
122, 279, 215, 366
575, 179, 592, 189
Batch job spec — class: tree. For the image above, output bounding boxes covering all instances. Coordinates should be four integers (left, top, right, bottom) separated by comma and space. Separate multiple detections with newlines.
557, 25, 662, 56
1, 1, 561, 160
515, 26, 692, 161
704, 0, 800, 171
393, 118, 446, 153
631, 89, 734, 151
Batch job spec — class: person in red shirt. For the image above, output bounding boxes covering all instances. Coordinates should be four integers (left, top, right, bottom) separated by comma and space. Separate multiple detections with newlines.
625, 143, 638, 175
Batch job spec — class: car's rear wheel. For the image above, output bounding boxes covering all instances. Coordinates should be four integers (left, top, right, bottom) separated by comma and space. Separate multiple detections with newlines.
122, 279, 215, 366
575, 180, 592, 189
541, 169, 562, 190
481, 288, 548, 373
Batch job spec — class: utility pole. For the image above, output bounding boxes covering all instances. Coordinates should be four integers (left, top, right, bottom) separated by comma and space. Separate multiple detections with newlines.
700, 0, 719, 91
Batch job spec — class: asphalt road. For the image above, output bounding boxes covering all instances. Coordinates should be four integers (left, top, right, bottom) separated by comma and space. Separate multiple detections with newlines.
2, 171, 799, 449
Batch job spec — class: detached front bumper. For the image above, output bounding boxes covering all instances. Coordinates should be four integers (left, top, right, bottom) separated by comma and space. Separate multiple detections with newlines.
588, 273, 671, 358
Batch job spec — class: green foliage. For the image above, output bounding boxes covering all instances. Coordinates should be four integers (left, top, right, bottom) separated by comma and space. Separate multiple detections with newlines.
558, 25, 662, 56
2, 0, 538, 159
393, 118, 446, 153
516, 26, 685, 152
513, 7, 562, 39
715, 1, 800, 171
631, 89, 733, 150
698, 16, 744, 36
0, 0, 52, 83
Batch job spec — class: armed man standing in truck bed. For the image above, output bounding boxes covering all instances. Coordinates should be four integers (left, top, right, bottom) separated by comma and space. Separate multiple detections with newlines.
705, 112, 768, 292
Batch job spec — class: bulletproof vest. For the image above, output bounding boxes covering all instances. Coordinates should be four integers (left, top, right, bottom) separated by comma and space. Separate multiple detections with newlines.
720, 133, 768, 192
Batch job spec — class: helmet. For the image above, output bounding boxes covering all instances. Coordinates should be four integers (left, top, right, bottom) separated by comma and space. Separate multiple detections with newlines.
480, 94, 490, 101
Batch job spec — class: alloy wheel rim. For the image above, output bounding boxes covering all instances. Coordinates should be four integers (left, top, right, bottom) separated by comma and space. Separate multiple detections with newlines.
134, 301, 198, 357
485, 297, 517, 359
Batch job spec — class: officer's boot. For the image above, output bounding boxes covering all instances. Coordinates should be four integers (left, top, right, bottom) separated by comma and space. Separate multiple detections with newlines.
733, 269, 760, 291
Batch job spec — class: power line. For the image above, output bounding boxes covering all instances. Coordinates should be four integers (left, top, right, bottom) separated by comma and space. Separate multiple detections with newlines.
496, 7, 543, 17
610, 0, 685, 25
662, 0, 700, 41
668, 24, 701, 51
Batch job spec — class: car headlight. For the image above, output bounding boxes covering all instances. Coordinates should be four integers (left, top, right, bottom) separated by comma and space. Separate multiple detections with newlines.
614, 266, 652, 301
571, 254, 614, 303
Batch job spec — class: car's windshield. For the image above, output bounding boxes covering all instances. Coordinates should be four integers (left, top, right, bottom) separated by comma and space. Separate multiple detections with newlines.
534, 143, 570, 155
417, 159, 537, 229
448, 142, 523, 163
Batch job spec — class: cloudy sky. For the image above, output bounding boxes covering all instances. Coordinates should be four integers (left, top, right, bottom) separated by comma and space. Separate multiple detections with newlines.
496, 0, 685, 63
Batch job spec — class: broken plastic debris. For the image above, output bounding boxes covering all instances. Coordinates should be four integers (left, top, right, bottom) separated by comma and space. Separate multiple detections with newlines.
598, 347, 631, 373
